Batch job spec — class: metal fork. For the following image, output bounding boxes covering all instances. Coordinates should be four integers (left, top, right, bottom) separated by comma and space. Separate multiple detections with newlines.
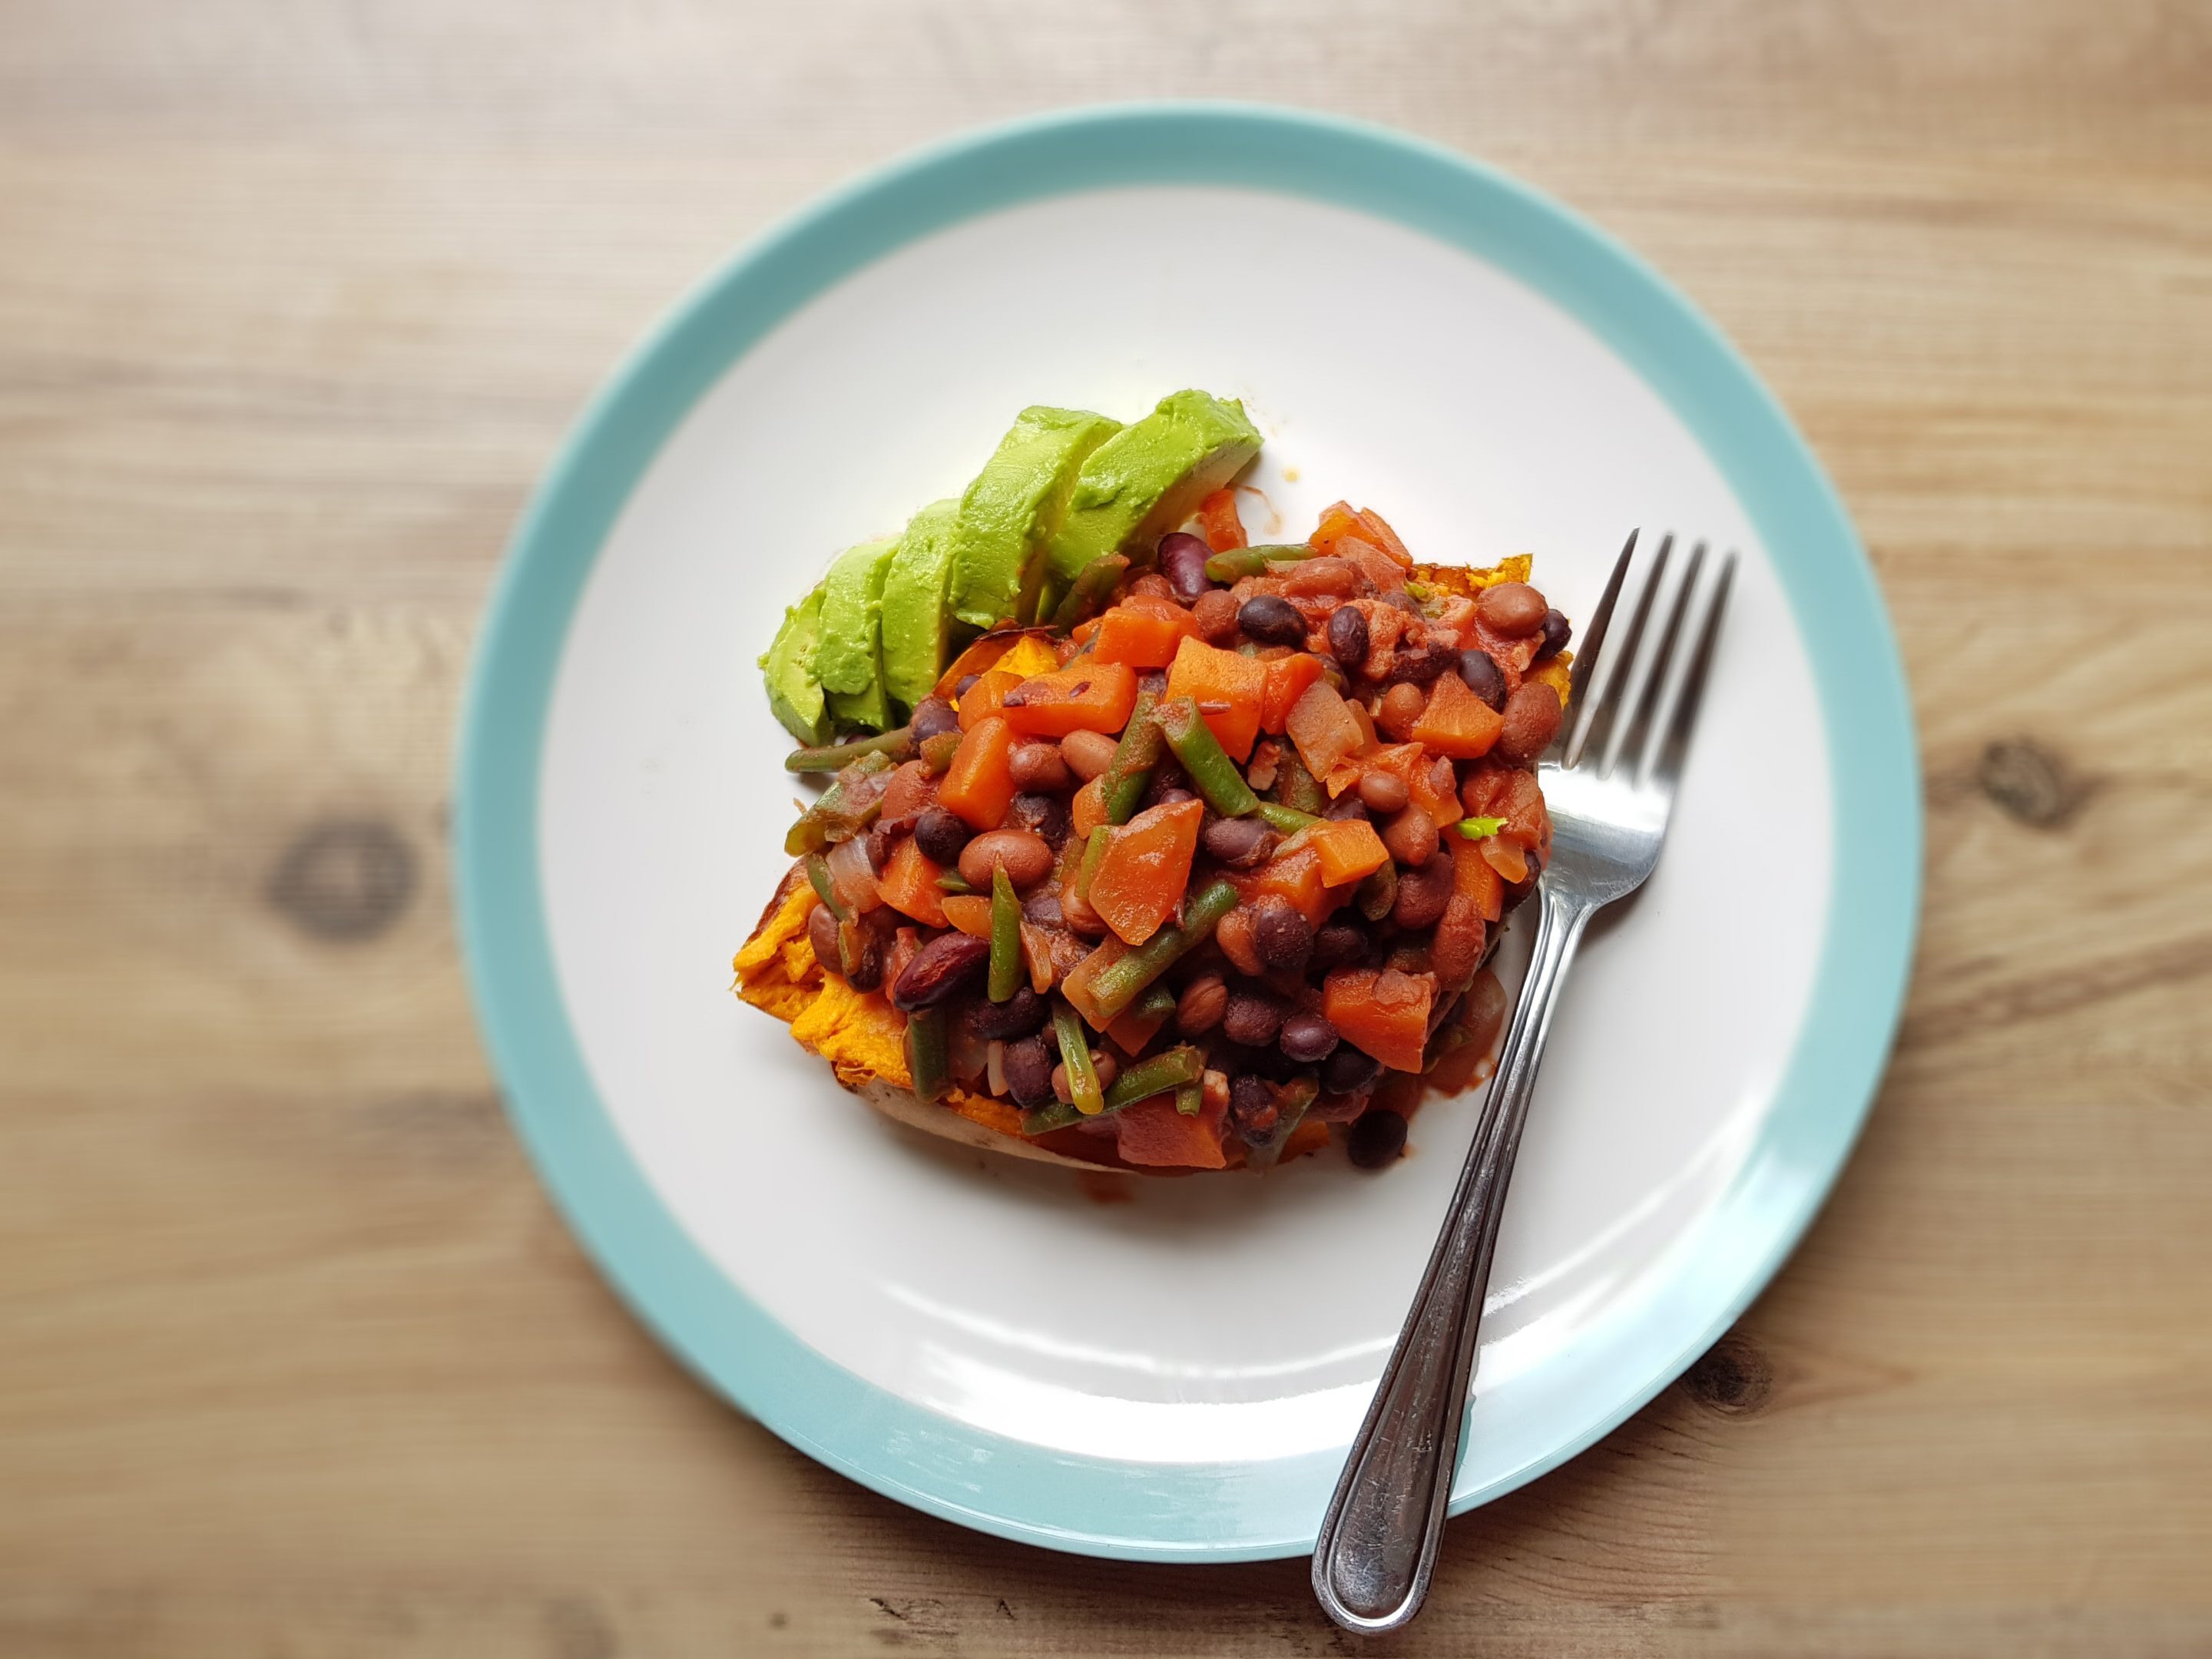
1311, 531, 1737, 1634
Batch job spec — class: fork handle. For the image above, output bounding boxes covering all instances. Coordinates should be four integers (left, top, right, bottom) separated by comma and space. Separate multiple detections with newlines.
1311, 882, 1596, 1634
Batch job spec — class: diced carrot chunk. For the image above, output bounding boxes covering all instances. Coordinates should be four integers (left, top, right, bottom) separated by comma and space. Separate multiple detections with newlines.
1323, 967, 1436, 1072
1104, 998, 1173, 1056
1299, 818, 1390, 887
933, 632, 1020, 700
1236, 843, 1334, 930
1353, 507, 1415, 567
1459, 763, 1551, 852
1365, 742, 1460, 828
1197, 487, 1247, 553
1070, 773, 1109, 839
1284, 680, 1364, 782
938, 715, 1016, 830
958, 667, 1024, 730
1479, 836, 1529, 884
1091, 599, 1197, 669
1410, 671, 1505, 760
1058, 936, 1128, 1031
1089, 797, 1203, 947
1447, 831, 1504, 923
877, 837, 949, 929
1115, 1094, 1228, 1169
939, 893, 994, 937
878, 759, 938, 823
1164, 637, 1267, 762
999, 661, 1139, 738
1260, 653, 1327, 734
1308, 500, 1361, 554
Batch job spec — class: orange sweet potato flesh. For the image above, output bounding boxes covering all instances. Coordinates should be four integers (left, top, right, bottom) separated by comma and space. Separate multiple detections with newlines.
1300, 818, 1390, 887
1000, 661, 1139, 738
878, 836, 950, 929
1089, 796, 1203, 946
1409, 671, 1505, 760
1115, 1094, 1228, 1169
933, 631, 1020, 700
1260, 653, 1326, 735
1165, 637, 1266, 762
1323, 967, 1435, 1072
1197, 486, 1247, 553
938, 715, 1016, 830
1091, 600, 1197, 669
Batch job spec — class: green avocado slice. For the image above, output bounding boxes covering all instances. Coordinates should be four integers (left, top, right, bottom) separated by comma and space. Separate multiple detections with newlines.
759, 584, 830, 746
879, 498, 962, 719
947, 406, 1121, 631
813, 536, 899, 733
1044, 389, 1262, 596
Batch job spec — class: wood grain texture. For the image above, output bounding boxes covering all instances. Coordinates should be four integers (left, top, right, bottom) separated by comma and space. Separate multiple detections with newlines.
2, 1, 2208, 1654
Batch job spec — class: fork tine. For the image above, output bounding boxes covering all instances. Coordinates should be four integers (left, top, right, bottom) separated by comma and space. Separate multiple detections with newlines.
1618, 541, 1707, 781
1568, 533, 1671, 770
1544, 530, 1635, 763
1649, 552, 1737, 795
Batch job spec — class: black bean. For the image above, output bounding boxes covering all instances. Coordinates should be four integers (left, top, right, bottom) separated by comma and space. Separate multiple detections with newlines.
1138, 669, 1170, 700
1157, 531, 1215, 602
1238, 594, 1307, 646
912, 806, 971, 866
1229, 1074, 1280, 1145
1324, 792, 1372, 823
1008, 791, 1071, 846
965, 985, 1050, 1041
1322, 1044, 1382, 1095
1347, 1108, 1408, 1168
955, 674, 982, 698
844, 926, 885, 992
1202, 815, 1275, 869
1393, 858, 1453, 930
1326, 605, 1369, 667
1381, 591, 1422, 615
1022, 889, 1065, 928
1311, 924, 1366, 971
889, 932, 991, 1010
1280, 1011, 1339, 1064
1534, 608, 1572, 663
910, 695, 960, 743
1002, 1033, 1056, 1105
1389, 640, 1457, 684
1222, 988, 1285, 1048
1251, 900, 1313, 970
1458, 649, 1508, 712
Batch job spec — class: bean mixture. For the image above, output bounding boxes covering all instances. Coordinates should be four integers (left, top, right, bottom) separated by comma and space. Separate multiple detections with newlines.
779, 503, 1565, 1171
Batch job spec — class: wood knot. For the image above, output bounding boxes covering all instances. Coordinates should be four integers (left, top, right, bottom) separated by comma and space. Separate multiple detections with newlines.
267, 817, 417, 942
1684, 1333, 1773, 1416
1978, 738, 2079, 828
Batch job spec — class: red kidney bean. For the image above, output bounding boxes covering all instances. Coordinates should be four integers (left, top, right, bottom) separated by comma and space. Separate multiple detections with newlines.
1326, 604, 1370, 667
1191, 588, 1240, 641
889, 932, 991, 1010
807, 902, 841, 972
1158, 531, 1216, 601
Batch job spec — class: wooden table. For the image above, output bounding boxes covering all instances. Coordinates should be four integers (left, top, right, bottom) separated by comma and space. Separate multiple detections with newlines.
5, 2, 2207, 1652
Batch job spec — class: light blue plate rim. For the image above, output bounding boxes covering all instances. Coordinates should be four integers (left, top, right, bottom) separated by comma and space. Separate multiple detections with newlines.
455, 101, 1920, 1562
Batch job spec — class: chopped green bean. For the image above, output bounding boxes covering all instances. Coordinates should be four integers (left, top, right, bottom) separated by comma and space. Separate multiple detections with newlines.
785, 726, 914, 773
1133, 982, 1179, 1027
919, 730, 962, 773
783, 750, 894, 856
1204, 544, 1315, 582
1356, 862, 1397, 921
1100, 689, 1164, 823
1051, 1001, 1105, 1118
1246, 1077, 1319, 1171
988, 869, 1022, 1003
1271, 747, 1329, 816
1081, 879, 1240, 1023
1154, 696, 1260, 817
1174, 1080, 1203, 1118
803, 853, 849, 922
1256, 801, 1319, 835
1048, 552, 1130, 631
1075, 825, 1111, 901
1022, 1045, 1205, 1135
906, 1008, 950, 1103
936, 871, 974, 894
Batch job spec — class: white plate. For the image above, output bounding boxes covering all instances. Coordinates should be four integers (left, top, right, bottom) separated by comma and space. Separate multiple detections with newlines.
459, 105, 1919, 1559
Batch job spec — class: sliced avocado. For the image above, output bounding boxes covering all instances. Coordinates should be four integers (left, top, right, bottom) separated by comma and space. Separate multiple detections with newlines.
879, 498, 962, 718
813, 536, 899, 733
948, 406, 1121, 631
759, 584, 831, 746
1044, 389, 1262, 596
